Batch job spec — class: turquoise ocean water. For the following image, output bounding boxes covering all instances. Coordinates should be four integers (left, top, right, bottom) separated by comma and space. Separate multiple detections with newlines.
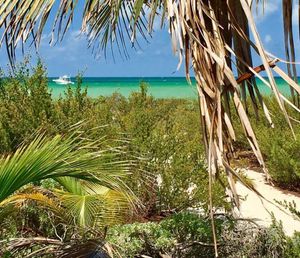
48, 77, 293, 99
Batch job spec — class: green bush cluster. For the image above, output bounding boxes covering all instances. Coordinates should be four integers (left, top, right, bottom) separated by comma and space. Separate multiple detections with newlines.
256, 101, 300, 189
0, 61, 228, 220
108, 212, 300, 258
229, 96, 300, 189
6, 60, 300, 199
107, 212, 230, 257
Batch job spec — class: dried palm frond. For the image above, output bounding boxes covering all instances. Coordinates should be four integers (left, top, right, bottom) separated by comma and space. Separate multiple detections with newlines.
0, 236, 117, 258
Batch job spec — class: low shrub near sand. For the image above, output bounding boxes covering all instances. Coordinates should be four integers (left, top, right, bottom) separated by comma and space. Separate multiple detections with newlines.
108, 212, 300, 258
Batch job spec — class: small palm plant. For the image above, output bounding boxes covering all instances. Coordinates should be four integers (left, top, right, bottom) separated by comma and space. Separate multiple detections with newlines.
0, 131, 138, 256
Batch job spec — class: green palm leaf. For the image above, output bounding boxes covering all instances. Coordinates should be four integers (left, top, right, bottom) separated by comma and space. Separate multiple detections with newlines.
0, 132, 135, 204
0, 132, 138, 228
56, 177, 135, 227
4, 183, 134, 228
1, 1, 299, 183
3, 1, 300, 256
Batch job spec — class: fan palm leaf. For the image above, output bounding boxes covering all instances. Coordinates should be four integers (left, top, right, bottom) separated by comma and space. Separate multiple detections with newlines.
3, 180, 135, 228
0, 132, 136, 205
57, 177, 135, 227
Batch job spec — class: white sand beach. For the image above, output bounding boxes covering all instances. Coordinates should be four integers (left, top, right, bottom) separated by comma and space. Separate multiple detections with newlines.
236, 170, 300, 236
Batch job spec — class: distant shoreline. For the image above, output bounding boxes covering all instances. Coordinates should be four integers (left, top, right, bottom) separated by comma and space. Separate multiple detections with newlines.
47, 77, 294, 99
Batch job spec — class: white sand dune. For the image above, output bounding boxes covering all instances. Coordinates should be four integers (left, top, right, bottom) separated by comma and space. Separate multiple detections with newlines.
236, 170, 300, 236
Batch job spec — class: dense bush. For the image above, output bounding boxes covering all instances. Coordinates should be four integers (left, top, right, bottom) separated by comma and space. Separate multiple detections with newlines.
107, 212, 231, 257
253, 100, 300, 189
3, 61, 300, 257
2, 61, 300, 258
5, 60, 300, 197
228, 95, 300, 190
108, 212, 300, 258
0, 61, 228, 220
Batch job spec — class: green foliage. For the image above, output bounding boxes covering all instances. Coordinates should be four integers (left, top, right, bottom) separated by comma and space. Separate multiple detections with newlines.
0, 60, 55, 152
257, 100, 300, 189
108, 212, 300, 258
2, 62, 300, 257
276, 199, 300, 218
0, 61, 228, 217
264, 134, 300, 188
231, 96, 300, 190
286, 232, 300, 258
107, 212, 228, 257
108, 221, 175, 257
0, 62, 231, 256
0, 132, 135, 204
264, 215, 288, 257
0, 133, 137, 244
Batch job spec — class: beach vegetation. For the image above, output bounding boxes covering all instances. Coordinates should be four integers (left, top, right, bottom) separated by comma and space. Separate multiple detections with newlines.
0, 63, 300, 256
107, 212, 300, 258
2, 2, 300, 224
1, 1, 300, 256
0, 63, 229, 217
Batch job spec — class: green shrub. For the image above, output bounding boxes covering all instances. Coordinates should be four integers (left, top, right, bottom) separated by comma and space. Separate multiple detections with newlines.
265, 134, 300, 188
286, 232, 300, 258
108, 212, 300, 258
107, 212, 231, 257
0, 60, 55, 152
107, 221, 176, 257
230, 96, 300, 189
250, 98, 300, 189
0, 61, 228, 222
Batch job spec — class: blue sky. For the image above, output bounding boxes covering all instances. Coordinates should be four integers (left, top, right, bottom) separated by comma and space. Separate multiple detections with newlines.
0, 0, 299, 77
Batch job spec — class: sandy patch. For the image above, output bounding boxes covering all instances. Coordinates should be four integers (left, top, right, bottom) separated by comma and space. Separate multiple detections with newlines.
236, 170, 300, 236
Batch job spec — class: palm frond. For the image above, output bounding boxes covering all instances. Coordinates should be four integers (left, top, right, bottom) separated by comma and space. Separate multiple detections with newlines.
57, 177, 135, 228
3, 1, 300, 256
2, 0, 300, 215
0, 131, 136, 205
0, 0, 155, 63
0, 0, 77, 66
4, 182, 135, 229
282, 0, 299, 104
0, 132, 138, 228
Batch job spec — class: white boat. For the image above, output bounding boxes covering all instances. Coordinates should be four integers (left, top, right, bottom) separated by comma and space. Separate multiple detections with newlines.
52, 75, 74, 85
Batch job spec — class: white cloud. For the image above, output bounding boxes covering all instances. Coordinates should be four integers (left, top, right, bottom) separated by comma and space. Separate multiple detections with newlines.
253, 0, 280, 23
264, 34, 272, 43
